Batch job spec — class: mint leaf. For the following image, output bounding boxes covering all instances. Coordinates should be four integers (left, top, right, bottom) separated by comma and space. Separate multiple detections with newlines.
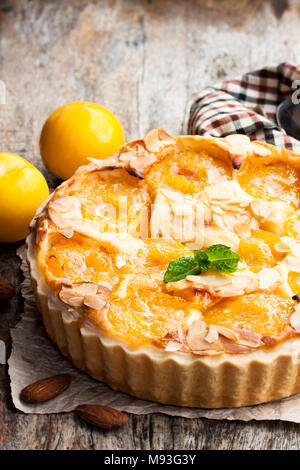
163, 244, 240, 283
163, 257, 200, 283
205, 244, 240, 273
194, 250, 210, 271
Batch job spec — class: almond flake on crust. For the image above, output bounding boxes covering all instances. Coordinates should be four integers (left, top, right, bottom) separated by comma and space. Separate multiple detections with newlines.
48, 196, 82, 229
279, 236, 300, 258
186, 320, 208, 350
274, 240, 290, 253
117, 128, 175, 178
83, 295, 107, 310
250, 200, 293, 237
165, 267, 258, 299
165, 341, 182, 352
162, 321, 262, 356
204, 325, 219, 343
59, 229, 74, 239
49, 196, 81, 212
281, 255, 300, 274
89, 153, 122, 171
218, 336, 255, 354
181, 308, 203, 330
190, 349, 224, 356
74, 283, 98, 296
59, 282, 111, 312
223, 134, 252, 169
290, 304, 300, 332
199, 180, 257, 232
251, 143, 272, 157
143, 128, 176, 153
185, 267, 258, 298
234, 222, 251, 239
217, 325, 262, 351
215, 325, 239, 342
150, 188, 211, 243
237, 327, 263, 347
258, 268, 281, 290
64, 295, 84, 307
119, 144, 157, 178
200, 180, 253, 210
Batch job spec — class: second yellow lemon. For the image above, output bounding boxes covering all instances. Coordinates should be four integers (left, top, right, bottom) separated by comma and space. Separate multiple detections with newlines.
40, 102, 125, 180
0, 153, 49, 243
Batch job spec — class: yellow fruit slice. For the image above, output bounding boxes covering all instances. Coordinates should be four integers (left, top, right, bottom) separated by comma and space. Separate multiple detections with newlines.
204, 292, 294, 336
107, 291, 199, 346
236, 155, 300, 207
145, 150, 232, 196
45, 232, 118, 288
286, 211, 300, 240
67, 168, 150, 237
238, 229, 282, 272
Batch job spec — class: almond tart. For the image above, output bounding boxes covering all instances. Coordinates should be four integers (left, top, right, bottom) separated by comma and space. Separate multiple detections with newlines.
27, 129, 300, 408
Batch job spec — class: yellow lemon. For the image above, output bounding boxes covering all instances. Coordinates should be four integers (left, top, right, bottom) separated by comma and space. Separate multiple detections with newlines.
40, 102, 125, 179
0, 153, 49, 243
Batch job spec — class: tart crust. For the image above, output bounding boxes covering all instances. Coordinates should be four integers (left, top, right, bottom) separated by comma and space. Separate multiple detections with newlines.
26, 130, 300, 408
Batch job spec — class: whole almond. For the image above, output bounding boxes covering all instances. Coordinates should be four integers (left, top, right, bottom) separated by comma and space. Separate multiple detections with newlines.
20, 374, 71, 403
75, 404, 128, 429
0, 278, 15, 300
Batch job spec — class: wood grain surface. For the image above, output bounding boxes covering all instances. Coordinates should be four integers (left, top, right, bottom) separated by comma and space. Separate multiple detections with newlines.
1, 0, 300, 450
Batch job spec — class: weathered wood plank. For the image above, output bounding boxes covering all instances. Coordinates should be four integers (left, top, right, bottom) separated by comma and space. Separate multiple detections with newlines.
1, 0, 300, 450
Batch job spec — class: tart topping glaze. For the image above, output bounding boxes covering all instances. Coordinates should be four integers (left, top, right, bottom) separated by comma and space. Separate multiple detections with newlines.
35, 130, 300, 354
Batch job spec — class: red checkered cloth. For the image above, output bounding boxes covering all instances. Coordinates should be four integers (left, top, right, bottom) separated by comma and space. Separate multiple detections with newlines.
188, 62, 300, 153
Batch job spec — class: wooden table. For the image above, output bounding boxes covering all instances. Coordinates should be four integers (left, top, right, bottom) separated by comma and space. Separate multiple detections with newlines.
1, 0, 300, 450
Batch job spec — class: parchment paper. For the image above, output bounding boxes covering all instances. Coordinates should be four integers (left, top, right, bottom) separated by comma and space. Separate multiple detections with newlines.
8, 246, 300, 422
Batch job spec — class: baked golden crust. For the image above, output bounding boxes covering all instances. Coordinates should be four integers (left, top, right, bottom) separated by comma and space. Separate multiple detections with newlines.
27, 129, 300, 407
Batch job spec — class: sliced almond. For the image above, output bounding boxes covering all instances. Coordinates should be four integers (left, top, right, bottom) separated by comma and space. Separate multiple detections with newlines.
223, 134, 252, 169
238, 327, 262, 344
219, 336, 254, 354
234, 222, 251, 239
215, 325, 239, 342
204, 325, 219, 344
83, 295, 107, 310
165, 341, 182, 352
59, 229, 74, 239
186, 320, 207, 350
143, 127, 175, 152
59, 286, 80, 306
48, 196, 82, 229
74, 282, 98, 296
258, 268, 280, 290
67, 296, 84, 307
190, 349, 223, 356
251, 143, 272, 157
50, 196, 81, 212
89, 153, 121, 170
59, 283, 111, 311
122, 151, 157, 178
